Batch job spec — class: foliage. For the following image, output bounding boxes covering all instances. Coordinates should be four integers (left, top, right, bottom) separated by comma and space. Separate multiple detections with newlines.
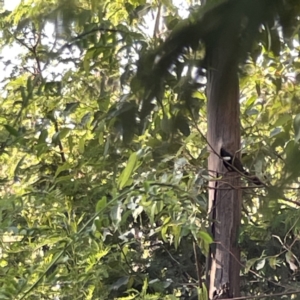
0, 0, 299, 299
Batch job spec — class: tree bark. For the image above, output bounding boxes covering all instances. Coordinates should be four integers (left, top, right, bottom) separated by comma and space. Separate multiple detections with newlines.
206, 20, 242, 299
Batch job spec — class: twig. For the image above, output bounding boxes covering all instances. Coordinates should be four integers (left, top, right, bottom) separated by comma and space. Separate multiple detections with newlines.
61, 27, 126, 51
53, 120, 66, 163
220, 289, 300, 300
193, 241, 203, 287
153, 3, 162, 39
118, 242, 136, 274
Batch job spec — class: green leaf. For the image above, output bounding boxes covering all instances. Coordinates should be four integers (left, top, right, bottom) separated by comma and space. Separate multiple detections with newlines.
52, 132, 60, 145
110, 277, 129, 291
68, 135, 74, 153
35, 143, 48, 157
285, 140, 300, 175
293, 114, 300, 142
172, 224, 181, 249
160, 115, 171, 133
268, 257, 278, 270
59, 128, 71, 140
103, 137, 110, 156
38, 129, 48, 143
96, 196, 107, 212
83, 49, 95, 74
110, 202, 123, 226
270, 127, 281, 137
3, 124, 19, 136
245, 257, 259, 273
20, 86, 28, 107
118, 152, 138, 189
55, 163, 71, 178
26, 76, 32, 93
198, 230, 213, 244
143, 181, 150, 192
175, 114, 190, 136
14, 155, 26, 176
80, 112, 92, 127
198, 283, 208, 300
161, 223, 169, 243
78, 135, 85, 154
63, 102, 80, 116
274, 114, 291, 127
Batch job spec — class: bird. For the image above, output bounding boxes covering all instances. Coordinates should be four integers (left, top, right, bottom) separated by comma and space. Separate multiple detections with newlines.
220, 147, 262, 186
220, 147, 245, 173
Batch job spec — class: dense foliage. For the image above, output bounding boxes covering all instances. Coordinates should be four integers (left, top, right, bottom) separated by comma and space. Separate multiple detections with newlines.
0, 0, 300, 299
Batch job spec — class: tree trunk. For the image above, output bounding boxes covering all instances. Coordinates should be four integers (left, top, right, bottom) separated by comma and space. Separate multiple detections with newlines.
206, 21, 242, 299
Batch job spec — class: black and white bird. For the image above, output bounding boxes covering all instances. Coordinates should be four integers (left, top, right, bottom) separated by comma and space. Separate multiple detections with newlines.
220, 147, 262, 185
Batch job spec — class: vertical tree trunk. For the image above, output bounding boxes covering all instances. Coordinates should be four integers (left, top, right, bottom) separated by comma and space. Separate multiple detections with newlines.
206, 21, 242, 299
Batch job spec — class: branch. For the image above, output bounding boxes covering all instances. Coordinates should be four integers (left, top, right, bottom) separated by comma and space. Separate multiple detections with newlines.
193, 241, 203, 287
153, 3, 162, 39
53, 120, 66, 163
220, 289, 300, 300
60, 27, 126, 51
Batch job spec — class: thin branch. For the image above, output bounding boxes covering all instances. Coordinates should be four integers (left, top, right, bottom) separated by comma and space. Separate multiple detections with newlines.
163, 245, 181, 265
32, 31, 43, 76
53, 120, 66, 163
14, 35, 35, 53
193, 241, 203, 287
220, 289, 300, 300
153, 3, 162, 39
118, 242, 136, 274
279, 198, 300, 206
206, 184, 263, 190
61, 27, 126, 51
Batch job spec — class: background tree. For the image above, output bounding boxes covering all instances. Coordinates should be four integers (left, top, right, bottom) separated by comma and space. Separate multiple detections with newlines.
0, 0, 300, 299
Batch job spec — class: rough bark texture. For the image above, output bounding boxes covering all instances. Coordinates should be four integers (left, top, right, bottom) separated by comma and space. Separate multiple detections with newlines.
206, 21, 242, 299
